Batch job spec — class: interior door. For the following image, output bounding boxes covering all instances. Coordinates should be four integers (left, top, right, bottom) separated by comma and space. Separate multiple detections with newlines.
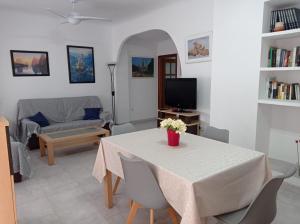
158, 54, 178, 109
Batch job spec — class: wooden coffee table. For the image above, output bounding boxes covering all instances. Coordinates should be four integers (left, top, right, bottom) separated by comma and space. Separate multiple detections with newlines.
39, 127, 110, 165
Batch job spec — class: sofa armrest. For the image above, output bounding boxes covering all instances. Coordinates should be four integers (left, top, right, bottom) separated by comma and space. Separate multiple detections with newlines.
100, 111, 113, 123
19, 118, 40, 143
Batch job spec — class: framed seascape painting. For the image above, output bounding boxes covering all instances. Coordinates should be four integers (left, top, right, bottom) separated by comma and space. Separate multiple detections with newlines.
132, 57, 154, 78
10, 50, 50, 76
186, 32, 212, 63
67, 45, 95, 83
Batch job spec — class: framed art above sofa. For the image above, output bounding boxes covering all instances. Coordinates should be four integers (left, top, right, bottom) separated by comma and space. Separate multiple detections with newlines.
67, 45, 95, 84
10, 50, 50, 77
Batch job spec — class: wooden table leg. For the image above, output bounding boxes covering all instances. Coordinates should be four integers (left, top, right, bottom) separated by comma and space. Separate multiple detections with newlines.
103, 170, 113, 208
47, 143, 55, 165
39, 137, 46, 157
113, 176, 121, 195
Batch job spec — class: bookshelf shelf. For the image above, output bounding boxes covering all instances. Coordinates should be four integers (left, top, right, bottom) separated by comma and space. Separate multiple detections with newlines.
260, 67, 300, 71
262, 28, 300, 40
258, 99, 300, 107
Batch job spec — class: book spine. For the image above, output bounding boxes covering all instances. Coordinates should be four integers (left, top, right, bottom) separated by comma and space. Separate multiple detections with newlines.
296, 47, 300, 66
282, 9, 288, 30
276, 48, 281, 67
270, 11, 274, 32
292, 8, 299, 28
286, 9, 293, 29
272, 48, 277, 67
273, 10, 278, 32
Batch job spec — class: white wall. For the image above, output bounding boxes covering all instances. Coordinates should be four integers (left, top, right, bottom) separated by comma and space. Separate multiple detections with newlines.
116, 34, 178, 123
112, 0, 214, 121
0, 9, 113, 121
210, 0, 264, 149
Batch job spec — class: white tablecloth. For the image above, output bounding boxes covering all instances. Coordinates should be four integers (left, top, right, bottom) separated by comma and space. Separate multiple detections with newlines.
93, 128, 271, 224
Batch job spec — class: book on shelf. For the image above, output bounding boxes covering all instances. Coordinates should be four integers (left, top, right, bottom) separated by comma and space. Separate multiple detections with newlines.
267, 78, 300, 100
268, 46, 300, 67
270, 8, 300, 32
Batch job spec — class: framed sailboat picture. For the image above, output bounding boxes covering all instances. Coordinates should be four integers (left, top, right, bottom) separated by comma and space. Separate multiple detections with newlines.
67, 45, 95, 83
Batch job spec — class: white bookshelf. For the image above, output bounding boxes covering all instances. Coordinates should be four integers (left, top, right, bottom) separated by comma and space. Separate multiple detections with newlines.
260, 67, 300, 72
262, 28, 300, 40
256, 0, 300, 164
258, 99, 300, 107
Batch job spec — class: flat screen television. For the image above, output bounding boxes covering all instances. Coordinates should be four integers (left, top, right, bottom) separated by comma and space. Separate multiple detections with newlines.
165, 78, 197, 111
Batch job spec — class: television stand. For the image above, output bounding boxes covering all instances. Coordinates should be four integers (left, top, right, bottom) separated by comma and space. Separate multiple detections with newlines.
171, 108, 193, 113
157, 109, 200, 135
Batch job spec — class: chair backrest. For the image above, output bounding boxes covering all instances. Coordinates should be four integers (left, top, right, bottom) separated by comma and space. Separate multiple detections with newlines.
119, 154, 168, 209
202, 126, 229, 143
239, 166, 297, 224
111, 123, 135, 136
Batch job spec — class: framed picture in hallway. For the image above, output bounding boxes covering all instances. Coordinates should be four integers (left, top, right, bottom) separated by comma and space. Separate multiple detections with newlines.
10, 50, 50, 77
67, 45, 95, 83
186, 32, 212, 63
132, 57, 154, 78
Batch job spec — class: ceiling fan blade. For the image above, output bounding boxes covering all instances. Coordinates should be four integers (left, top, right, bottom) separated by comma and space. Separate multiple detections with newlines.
46, 8, 68, 19
73, 16, 112, 22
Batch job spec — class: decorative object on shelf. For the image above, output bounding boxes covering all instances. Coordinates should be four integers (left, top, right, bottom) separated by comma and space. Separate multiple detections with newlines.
67, 45, 95, 83
10, 50, 50, 77
274, 22, 285, 32
107, 62, 117, 124
270, 8, 300, 33
132, 57, 154, 77
295, 140, 300, 176
160, 118, 187, 147
186, 32, 212, 63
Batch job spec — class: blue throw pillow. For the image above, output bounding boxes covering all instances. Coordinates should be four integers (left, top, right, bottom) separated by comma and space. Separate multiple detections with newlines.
83, 108, 102, 120
28, 112, 49, 127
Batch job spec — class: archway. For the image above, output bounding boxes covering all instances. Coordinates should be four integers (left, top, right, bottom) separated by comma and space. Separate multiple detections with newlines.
114, 30, 181, 125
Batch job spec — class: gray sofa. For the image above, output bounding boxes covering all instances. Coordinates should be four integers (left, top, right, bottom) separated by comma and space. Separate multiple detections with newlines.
17, 96, 112, 146
9, 122, 32, 181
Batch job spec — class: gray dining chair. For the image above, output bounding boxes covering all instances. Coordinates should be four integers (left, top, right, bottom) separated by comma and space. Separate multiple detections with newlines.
119, 154, 179, 224
202, 126, 229, 143
111, 123, 136, 195
215, 165, 297, 224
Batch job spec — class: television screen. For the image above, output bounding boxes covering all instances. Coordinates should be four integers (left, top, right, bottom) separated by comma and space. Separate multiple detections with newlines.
165, 78, 197, 110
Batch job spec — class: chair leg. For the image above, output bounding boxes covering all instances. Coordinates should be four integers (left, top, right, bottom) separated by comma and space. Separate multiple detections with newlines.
113, 176, 121, 195
150, 209, 154, 224
168, 207, 179, 224
127, 201, 140, 224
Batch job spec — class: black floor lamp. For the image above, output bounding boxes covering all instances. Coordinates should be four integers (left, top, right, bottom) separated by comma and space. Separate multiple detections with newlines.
107, 62, 117, 124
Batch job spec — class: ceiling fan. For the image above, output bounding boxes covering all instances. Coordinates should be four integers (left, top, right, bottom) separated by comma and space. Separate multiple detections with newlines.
47, 0, 112, 25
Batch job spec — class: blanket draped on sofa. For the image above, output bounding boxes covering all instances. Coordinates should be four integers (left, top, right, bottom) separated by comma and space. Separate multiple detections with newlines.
17, 96, 112, 144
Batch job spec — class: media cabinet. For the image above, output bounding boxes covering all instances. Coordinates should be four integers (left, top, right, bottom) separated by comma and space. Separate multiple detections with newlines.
157, 109, 200, 135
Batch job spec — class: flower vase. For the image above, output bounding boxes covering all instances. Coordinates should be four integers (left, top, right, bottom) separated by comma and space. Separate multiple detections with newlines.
167, 129, 180, 147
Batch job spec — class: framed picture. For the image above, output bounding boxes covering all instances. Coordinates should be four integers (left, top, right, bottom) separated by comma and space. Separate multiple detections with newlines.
132, 57, 154, 78
186, 32, 212, 63
67, 45, 95, 83
10, 50, 50, 76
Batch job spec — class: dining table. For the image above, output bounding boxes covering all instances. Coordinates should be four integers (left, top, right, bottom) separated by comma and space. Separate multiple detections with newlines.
92, 128, 271, 224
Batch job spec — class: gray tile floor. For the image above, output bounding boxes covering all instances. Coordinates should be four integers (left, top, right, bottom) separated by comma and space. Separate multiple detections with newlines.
15, 120, 300, 224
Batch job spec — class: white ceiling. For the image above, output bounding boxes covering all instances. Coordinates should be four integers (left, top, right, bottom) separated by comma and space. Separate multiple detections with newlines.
0, 0, 183, 22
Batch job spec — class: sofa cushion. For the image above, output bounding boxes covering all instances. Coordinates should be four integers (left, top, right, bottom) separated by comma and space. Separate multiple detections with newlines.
83, 108, 102, 120
41, 119, 105, 133
28, 112, 49, 127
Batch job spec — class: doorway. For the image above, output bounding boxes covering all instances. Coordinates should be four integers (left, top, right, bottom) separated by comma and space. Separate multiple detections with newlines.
158, 54, 178, 109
